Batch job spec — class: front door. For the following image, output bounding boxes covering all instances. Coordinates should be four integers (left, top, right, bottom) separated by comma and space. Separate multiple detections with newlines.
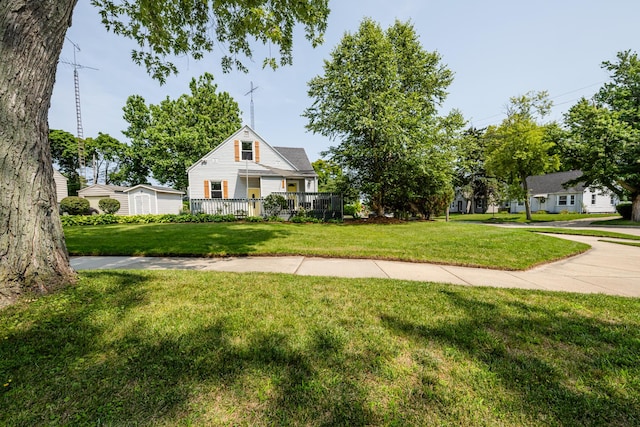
287, 182, 298, 210
248, 187, 261, 216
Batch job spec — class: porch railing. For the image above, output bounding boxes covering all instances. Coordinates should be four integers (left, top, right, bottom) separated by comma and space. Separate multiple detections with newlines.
190, 192, 342, 220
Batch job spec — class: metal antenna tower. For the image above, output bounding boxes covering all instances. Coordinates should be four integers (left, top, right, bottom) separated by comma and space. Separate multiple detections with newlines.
244, 81, 259, 129
60, 37, 98, 186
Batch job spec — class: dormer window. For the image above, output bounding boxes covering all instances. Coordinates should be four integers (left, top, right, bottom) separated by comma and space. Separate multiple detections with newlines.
241, 141, 253, 160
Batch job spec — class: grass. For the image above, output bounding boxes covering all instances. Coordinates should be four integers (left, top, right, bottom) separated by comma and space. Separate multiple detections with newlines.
521, 227, 640, 241
600, 239, 640, 247
592, 218, 639, 226
440, 212, 618, 223
1, 271, 639, 426
63, 221, 590, 270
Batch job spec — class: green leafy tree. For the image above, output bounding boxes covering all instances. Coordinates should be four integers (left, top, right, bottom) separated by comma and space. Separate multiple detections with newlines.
85, 133, 128, 185
0, 0, 329, 306
49, 129, 83, 195
304, 19, 458, 216
560, 51, 640, 222
454, 127, 506, 214
121, 73, 241, 191
485, 91, 560, 221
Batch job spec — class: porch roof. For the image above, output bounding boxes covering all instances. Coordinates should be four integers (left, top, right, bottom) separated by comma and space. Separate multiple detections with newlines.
238, 166, 317, 179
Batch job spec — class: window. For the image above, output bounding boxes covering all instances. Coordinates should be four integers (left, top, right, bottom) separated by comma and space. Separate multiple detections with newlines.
210, 181, 223, 199
475, 199, 483, 209
241, 141, 253, 160
591, 194, 596, 205
558, 195, 575, 206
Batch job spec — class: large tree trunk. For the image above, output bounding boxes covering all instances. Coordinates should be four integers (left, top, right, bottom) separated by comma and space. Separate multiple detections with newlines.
0, 0, 78, 307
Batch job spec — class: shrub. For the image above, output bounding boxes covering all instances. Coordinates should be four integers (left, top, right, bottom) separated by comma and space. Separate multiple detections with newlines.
344, 201, 363, 218
616, 202, 632, 220
98, 198, 120, 214
60, 196, 90, 215
559, 209, 570, 215
536, 210, 547, 215
263, 194, 288, 217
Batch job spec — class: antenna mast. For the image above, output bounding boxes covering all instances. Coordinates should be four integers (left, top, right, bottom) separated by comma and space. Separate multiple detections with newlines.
60, 37, 98, 186
244, 81, 259, 129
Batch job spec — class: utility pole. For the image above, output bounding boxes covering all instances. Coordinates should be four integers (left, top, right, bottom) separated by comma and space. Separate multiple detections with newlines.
244, 81, 259, 129
60, 37, 98, 186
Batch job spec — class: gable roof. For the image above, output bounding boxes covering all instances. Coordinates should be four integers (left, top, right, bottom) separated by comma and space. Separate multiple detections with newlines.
526, 170, 585, 195
273, 147, 315, 172
77, 184, 130, 194
123, 184, 184, 194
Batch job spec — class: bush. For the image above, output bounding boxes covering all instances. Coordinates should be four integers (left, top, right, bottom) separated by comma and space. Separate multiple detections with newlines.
263, 194, 288, 217
535, 210, 547, 215
98, 198, 120, 214
60, 196, 90, 215
616, 202, 632, 220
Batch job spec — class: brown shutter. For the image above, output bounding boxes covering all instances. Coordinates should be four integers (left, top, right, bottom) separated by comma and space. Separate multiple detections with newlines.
281, 179, 285, 189
223, 180, 228, 199
234, 140, 240, 162
254, 140, 260, 163
204, 181, 210, 199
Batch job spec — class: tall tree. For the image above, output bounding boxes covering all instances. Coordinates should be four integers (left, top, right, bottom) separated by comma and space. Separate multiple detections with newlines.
122, 73, 241, 191
0, 0, 329, 306
304, 19, 457, 216
560, 51, 640, 222
49, 129, 83, 195
485, 91, 559, 221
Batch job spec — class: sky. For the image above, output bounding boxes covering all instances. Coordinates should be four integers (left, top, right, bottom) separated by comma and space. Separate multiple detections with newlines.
49, 0, 640, 162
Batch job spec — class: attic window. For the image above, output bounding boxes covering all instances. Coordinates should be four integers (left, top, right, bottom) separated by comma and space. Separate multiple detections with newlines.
241, 141, 253, 160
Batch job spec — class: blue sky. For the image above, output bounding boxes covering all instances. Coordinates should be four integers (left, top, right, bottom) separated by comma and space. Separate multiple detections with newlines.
49, 0, 640, 162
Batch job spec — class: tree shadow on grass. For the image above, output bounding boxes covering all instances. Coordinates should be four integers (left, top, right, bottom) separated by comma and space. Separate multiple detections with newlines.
380, 289, 640, 426
66, 222, 294, 257
0, 271, 372, 426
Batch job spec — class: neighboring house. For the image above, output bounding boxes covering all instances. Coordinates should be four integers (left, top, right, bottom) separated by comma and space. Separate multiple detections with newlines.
124, 184, 184, 215
509, 170, 618, 214
78, 184, 130, 215
52, 168, 68, 203
188, 126, 331, 217
449, 190, 501, 214
78, 183, 184, 215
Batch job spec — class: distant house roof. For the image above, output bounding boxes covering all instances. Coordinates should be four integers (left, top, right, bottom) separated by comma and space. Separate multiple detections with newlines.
123, 184, 184, 194
526, 170, 585, 195
273, 147, 315, 173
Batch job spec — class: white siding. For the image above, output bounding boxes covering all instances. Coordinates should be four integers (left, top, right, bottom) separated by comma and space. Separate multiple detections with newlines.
78, 185, 129, 215
584, 189, 618, 213
52, 169, 68, 203
128, 188, 155, 215
188, 127, 297, 199
157, 192, 183, 214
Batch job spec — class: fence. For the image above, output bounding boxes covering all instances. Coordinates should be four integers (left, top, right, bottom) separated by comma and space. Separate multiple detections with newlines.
190, 192, 342, 220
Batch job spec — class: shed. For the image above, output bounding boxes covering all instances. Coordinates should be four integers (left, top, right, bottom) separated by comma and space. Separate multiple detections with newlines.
124, 184, 185, 215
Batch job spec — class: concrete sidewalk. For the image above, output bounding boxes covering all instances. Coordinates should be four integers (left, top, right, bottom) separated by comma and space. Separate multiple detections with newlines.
71, 233, 640, 297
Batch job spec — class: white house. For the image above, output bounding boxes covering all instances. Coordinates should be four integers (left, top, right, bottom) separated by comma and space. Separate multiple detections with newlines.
52, 168, 68, 203
187, 126, 323, 216
509, 170, 618, 214
78, 183, 184, 215
124, 184, 185, 215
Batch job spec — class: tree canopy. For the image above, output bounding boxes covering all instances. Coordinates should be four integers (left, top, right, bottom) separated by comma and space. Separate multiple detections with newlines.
121, 73, 241, 190
485, 91, 559, 220
304, 18, 461, 216
560, 51, 640, 222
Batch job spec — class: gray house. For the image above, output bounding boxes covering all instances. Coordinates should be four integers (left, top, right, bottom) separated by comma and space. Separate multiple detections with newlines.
509, 170, 618, 214
53, 168, 68, 203
78, 183, 184, 215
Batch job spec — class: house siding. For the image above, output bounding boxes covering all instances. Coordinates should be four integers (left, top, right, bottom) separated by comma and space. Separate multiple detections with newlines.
157, 192, 183, 214
187, 126, 302, 200
78, 185, 129, 215
53, 169, 68, 203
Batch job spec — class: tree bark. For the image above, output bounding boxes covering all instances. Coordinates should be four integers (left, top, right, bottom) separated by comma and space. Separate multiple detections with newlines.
0, 0, 78, 307
632, 193, 640, 223
521, 174, 532, 221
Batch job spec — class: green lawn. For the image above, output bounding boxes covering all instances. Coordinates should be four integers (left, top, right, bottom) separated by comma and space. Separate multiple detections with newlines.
2, 271, 639, 426
64, 221, 590, 270
440, 212, 618, 223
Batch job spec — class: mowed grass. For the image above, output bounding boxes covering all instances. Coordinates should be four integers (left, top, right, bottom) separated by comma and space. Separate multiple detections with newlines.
441, 212, 617, 223
1, 271, 639, 426
64, 221, 589, 270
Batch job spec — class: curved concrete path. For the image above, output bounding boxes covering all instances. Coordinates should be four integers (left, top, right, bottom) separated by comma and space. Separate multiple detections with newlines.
71, 228, 640, 297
